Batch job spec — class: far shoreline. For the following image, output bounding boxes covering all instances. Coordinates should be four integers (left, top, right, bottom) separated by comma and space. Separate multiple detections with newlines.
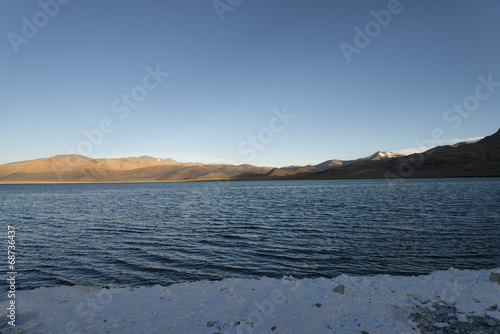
1, 175, 499, 185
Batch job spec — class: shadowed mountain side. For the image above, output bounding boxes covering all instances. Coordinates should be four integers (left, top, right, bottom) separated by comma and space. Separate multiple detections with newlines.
302, 128, 500, 180
313, 151, 405, 171
299, 160, 386, 180
294, 166, 322, 173
281, 165, 323, 172
153, 164, 273, 181
232, 151, 410, 180
258, 166, 321, 178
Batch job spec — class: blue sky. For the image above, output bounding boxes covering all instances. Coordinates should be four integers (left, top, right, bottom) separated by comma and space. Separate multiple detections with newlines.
1, 0, 499, 167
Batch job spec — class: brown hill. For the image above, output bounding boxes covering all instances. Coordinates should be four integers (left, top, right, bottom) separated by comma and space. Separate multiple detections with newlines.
0, 155, 273, 183
0, 155, 179, 175
314, 159, 345, 170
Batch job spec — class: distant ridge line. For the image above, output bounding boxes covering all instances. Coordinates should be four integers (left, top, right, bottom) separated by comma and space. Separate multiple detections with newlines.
0, 128, 499, 183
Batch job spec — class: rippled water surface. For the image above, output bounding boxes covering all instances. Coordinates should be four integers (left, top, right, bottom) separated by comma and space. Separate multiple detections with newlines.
1, 178, 499, 289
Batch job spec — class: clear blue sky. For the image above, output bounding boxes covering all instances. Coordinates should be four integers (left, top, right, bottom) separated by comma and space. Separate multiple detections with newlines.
1, 0, 500, 167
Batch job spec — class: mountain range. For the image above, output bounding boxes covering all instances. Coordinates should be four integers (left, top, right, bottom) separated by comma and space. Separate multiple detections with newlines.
0, 128, 499, 183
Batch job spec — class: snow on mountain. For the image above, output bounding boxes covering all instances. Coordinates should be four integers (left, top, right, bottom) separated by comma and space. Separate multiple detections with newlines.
362, 151, 406, 161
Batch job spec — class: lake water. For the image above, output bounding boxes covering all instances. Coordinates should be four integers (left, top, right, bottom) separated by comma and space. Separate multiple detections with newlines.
1, 178, 499, 290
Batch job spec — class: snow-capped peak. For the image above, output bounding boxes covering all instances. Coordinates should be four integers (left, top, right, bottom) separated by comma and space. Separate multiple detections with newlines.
364, 151, 405, 161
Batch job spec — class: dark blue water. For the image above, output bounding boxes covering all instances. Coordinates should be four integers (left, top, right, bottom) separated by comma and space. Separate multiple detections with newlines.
1, 178, 499, 290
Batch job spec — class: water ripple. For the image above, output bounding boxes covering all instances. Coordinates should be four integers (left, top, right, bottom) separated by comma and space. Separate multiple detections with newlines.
1, 178, 499, 289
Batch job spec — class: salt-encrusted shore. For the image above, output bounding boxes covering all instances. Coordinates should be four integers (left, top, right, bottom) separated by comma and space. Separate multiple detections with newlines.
2, 268, 499, 333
